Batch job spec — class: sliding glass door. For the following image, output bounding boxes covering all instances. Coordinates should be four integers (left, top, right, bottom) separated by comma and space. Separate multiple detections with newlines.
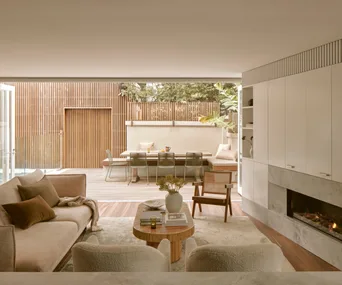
0, 84, 15, 183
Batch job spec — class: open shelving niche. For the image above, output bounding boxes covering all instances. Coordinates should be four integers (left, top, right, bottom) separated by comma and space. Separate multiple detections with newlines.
242, 86, 253, 159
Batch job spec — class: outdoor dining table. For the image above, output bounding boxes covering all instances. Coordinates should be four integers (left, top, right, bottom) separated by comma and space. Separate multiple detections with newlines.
120, 150, 213, 183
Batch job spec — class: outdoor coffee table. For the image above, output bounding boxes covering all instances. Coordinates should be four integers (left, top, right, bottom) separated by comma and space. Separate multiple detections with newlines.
133, 202, 195, 263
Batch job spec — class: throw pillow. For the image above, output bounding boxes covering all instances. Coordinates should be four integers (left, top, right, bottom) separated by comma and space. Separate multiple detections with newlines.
2, 195, 56, 229
18, 176, 60, 207
139, 142, 154, 151
17, 169, 44, 186
216, 149, 237, 161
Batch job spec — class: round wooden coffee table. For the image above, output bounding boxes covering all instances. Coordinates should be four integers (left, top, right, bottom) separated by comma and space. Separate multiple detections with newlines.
133, 202, 195, 263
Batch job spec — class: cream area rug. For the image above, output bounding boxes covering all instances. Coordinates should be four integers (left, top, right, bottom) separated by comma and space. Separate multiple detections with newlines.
62, 216, 273, 272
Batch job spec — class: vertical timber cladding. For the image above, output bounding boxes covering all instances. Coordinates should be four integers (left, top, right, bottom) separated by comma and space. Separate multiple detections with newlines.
13, 82, 126, 169
64, 108, 112, 168
243, 38, 342, 86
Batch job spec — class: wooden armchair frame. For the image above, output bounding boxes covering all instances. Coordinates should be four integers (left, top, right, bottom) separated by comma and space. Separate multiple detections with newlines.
192, 171, 233, 222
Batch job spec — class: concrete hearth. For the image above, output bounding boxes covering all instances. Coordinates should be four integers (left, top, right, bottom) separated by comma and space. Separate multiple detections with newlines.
243, 166, 342, 270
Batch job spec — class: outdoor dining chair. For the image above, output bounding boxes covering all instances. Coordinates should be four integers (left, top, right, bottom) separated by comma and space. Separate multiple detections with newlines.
184, 152, 203, 181
105, 149, 128, 182
128, 152, 149, 185
156, 152, 176, 182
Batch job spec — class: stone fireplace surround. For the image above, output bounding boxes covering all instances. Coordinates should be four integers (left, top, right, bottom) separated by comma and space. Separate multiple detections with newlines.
242, 166, 342, 270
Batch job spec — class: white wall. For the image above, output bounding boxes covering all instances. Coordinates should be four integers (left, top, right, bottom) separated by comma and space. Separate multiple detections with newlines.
127, 125, 223, 155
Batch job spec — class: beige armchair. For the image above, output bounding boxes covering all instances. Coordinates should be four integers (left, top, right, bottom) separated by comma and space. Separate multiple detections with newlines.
185, 238, 286, 272
72, 235, 171, 272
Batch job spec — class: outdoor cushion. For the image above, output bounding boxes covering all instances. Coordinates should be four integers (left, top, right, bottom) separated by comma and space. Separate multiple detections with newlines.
18, 176, 60, 207
139, 142, 154, 151
17, 169, 44, 186
216, 149, 237, 161
2, 195, 56, 230
215, 144, 231, 157
15, 221, 78, 272
52, 205, 91, 231
207, 157, 238, 166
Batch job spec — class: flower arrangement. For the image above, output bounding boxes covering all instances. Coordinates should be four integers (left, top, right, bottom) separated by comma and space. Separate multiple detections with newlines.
156, 175, 186, 194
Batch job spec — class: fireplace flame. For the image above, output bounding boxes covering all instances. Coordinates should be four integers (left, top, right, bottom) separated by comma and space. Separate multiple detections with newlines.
332, 223, 337, 229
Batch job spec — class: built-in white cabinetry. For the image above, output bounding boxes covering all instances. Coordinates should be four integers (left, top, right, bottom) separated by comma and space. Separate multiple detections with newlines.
242, 158, 254, 201
268, 78, 285, 168
253, 162, 268, 208
306, 66, 332, 180
253, 82, 268, 164
332, 63, 342, 183
285, 73, 307, 173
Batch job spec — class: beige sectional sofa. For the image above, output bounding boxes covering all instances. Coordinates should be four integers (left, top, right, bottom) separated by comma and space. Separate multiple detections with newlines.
0, 171, 92, 272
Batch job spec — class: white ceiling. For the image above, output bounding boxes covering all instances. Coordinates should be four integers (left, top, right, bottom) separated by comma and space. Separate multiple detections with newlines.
1, 0, 342, 79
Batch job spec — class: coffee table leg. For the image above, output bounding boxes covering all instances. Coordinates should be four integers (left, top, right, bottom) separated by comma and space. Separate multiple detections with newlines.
146, 241, 159, 248
170, 241, 182, 263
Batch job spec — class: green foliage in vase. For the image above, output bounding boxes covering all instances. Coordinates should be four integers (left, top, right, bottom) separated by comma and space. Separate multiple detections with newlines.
156, 175, 186, 194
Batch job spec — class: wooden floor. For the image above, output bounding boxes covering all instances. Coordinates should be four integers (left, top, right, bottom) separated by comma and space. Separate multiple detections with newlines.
98, 201, 339, 272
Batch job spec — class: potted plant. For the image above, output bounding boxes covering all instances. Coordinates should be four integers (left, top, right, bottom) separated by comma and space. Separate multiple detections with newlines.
156, 175, 186, 213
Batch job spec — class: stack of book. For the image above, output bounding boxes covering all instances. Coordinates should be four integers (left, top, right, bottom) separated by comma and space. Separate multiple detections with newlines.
165, 212, 188, 227
140, 211, 163, 226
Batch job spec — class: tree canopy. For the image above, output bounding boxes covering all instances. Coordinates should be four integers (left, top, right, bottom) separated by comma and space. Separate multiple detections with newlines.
119, 82, 239, 114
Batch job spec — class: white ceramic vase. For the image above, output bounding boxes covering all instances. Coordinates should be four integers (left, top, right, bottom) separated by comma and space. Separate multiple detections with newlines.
165, 192, 183, 213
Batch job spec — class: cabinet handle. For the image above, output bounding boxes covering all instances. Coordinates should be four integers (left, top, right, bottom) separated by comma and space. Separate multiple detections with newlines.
287, 165, 295, 169
319, 172, 331, 177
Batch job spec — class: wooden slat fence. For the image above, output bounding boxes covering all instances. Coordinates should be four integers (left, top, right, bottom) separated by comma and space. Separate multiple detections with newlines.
11, 82, 126, 169
127, 102, 220, 121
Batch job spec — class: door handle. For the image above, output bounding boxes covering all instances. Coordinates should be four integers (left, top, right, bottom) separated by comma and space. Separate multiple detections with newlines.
287, 164, 295, 169
319, 172, 331, 177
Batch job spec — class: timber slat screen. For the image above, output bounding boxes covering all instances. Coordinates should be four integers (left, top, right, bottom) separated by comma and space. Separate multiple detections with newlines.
64, 109, 111, 168
127, 102, 220, 121
13, 82, 126, 169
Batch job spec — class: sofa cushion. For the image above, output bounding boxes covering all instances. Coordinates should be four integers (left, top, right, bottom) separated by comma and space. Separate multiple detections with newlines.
0, 177, 22, 205
0, 177, 22, 225
3, 195, 56, 230
207, 157, 238, 167
52, 205, 91, 231
18, 176, 60, 207
17, 169, 44, 186
0, 206, 11, 225
15, 221, 78, 272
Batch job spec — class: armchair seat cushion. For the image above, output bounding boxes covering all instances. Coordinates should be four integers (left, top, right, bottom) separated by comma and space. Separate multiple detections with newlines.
72, 237, 170, 272
186, 242, 285, 272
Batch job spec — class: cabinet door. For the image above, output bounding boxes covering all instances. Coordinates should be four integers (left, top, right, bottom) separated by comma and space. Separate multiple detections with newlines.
306, 66, 332, 179
268, 78, 286, 168
285, 73, 307, 173
253, 82, 268, 164
253, 162, 268, 208
332, 63, 342, 182
242, 158, 254, 201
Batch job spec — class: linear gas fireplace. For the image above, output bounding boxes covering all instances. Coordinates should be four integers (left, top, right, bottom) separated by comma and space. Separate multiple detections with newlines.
287, 189, 342, 241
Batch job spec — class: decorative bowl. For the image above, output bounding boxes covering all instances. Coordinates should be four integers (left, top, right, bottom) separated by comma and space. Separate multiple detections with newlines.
143, 199, 165, 209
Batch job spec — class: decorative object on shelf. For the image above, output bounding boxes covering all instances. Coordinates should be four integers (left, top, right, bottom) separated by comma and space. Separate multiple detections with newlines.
242, 135, 253, 158
143, 199, 165, 210
248, 98, 253, 106
165, 146, 171, 152
156, 175, 186, 213
150, 216, 157, 229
